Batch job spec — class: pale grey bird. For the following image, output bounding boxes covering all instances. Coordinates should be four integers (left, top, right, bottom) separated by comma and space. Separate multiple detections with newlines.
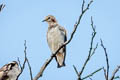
43, 15, 67, 68
0, 61, 21, 80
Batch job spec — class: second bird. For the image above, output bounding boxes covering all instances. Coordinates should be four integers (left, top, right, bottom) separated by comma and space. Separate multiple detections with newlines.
42, 15, 67, 68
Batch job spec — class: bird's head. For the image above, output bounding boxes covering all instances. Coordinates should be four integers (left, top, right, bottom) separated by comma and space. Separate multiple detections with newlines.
7, 61, 21, 80
7, 61, 18, 69
0, 61, 21, 80
42, 15, 57, 23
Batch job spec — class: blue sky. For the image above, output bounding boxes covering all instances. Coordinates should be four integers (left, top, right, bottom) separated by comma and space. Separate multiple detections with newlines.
0, 0, 120, 80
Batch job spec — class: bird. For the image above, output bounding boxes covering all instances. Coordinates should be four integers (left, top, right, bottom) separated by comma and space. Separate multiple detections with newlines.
0, 61, 21, 80
42, 15, 67, 68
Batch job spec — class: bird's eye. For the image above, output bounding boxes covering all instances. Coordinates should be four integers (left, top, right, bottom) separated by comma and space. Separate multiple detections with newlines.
48, 17, 50, 19
11, 63, 15, 67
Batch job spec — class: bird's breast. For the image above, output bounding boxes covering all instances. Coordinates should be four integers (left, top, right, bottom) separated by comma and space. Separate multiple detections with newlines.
47, 27, 64, 53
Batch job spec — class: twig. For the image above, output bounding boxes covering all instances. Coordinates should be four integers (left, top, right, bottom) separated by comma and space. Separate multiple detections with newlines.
17, 57, 22, 70
79, 16, 96, 78
90, 43, 98, 57
33, 0, 93, 80
82, 0, 85, 13
103, 67, 107, 80
110, 66, 120, 80
101, 39, 109, 80
73, 17, 98, 80
26, 58, 33, 80
113, 76, 120, 79
24, 41, 33, 80
0, 4, 5, 12
17, 40, 27, 80
82, 68, 103, 80
17, 40, 33, 80
73, 65, 80, 79
89, 77, 92, 80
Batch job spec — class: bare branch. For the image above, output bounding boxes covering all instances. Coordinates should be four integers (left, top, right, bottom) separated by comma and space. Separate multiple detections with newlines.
113, 76, 120, 79
79, 16, 96, 78
26, 58, 33, 80
73, 65, 80, 79
17, 40, 27, 79
33, 0, 93, 80
34, 57, 53, 80
0, 4, 5, 12
82, 68, 102, 80
17, 57, 22, 70
89, 77, 93, 80
73, 16, 99, 80
103, 67, 107, 80
90, 43, 98, 57
82, 0, 85, 12
110, 66, 120, 80
101, 39, 109, 80
17, 40, 33, 80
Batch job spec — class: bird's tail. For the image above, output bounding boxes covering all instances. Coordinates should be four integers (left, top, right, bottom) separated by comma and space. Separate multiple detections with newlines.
55, 52, 65, 68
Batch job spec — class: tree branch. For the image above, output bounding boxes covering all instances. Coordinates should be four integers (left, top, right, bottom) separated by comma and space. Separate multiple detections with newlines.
110, 66, 120, 80
33, 0, 93, 80
73, 65, 80, 79
17, 40, 33, 80
113, 76, 120, 79
82, 68, 103, 80
78, 16, 96, 79
0, 4, 5, 12
17, 40, 27, 79
26, 57, 33, 80
101, 39, 109, 80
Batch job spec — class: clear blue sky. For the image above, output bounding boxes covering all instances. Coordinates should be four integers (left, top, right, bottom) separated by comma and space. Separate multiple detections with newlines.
0, 0, 120, 80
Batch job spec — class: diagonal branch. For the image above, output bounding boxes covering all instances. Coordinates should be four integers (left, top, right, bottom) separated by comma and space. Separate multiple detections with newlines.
113, 76, 120, 79
110, 66, 120, 80
82, 68, 103, 80
26, 58, 33, 80
73, 65, 80, 79
33, 0, 93, 80
101, 39, 109, 80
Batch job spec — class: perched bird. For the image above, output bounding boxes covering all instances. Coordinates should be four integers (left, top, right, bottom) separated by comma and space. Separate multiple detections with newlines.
43, 15, 67, 68
0, 61, 21, 80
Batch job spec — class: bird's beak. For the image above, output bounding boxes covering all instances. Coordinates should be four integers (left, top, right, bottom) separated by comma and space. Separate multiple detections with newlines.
42, 19, 46, 22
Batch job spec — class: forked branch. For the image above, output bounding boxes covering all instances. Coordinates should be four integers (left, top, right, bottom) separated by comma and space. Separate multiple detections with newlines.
17, 40, 33, 80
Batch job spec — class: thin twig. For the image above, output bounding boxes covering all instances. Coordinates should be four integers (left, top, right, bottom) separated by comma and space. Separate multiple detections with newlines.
113, 76, 120, 79
90, 43, 98, 57
23, 40, 33, 80
26, 58, 33, 80
110, 66, 120, 80
17, 40, 33, 80
103, 67, 107, 80
82, 0, 85, 13
89, 77, 92, 80
33, 0, 93, 80
17, 57, 22, 70
17, 40, 27, 80
82, 68, 103, 80
79, 16, 96, 78
101, 39, 109, 80
0, 4, 5, 12
73, 65, 80, 79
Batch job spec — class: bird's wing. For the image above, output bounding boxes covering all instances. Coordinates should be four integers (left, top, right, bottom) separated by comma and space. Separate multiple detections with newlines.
59, 26, 67, 42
